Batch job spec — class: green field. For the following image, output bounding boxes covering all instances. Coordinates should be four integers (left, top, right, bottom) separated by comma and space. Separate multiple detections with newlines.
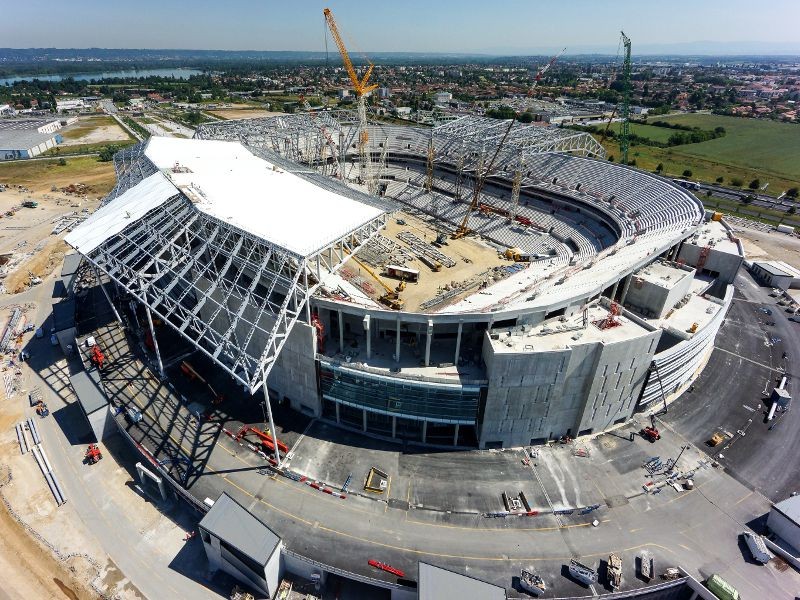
594, 113, 800, 194
600, 121, 677, 143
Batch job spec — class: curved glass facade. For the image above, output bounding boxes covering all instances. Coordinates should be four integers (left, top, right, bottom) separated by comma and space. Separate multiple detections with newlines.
319, 362, 482, 424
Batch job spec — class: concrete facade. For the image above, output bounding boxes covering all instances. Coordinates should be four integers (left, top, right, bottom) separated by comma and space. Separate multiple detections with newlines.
480, 326, 660, 447
623, 262, 695, 319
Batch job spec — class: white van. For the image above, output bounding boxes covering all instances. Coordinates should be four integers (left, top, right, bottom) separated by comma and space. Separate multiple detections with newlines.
742, 531, 772, 564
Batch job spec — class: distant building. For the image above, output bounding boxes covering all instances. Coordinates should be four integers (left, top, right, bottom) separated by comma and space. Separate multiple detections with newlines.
56, 99, 85, 113
0, 119, 63, 160
377, 87, 392, 99
395, 106, 412, 118
434, 91, 453, 105
0, 104, 15, 116
337, 89, 351, 100
750, 261, 800, 290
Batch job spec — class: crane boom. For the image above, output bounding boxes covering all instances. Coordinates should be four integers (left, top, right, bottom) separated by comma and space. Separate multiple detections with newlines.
323, 8, 378, 96
452, 119, 515, 239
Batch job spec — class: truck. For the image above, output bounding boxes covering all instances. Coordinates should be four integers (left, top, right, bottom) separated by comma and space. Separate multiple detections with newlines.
22, 200, 38, 208
568, 559, 597, 585
706, 574, 739, 600
742, 531, 772, 564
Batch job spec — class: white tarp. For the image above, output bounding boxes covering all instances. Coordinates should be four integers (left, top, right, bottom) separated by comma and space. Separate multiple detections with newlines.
65, 172, 177, 254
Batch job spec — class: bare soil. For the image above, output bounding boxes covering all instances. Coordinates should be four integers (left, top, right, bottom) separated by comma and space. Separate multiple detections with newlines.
60, 116, 132, 146
736, 228, 800, 270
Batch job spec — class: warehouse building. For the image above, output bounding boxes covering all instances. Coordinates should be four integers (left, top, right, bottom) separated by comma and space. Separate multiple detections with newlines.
0, 118, 63, 160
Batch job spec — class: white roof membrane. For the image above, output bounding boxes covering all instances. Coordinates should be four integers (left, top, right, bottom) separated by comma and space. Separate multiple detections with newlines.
144, 137, 385, 256
64, 172, 177, 254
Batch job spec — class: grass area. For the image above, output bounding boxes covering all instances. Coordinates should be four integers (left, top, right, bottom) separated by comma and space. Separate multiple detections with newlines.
655, 113, 800, 184
43, 139, 136, 157
121, 116, 150, 139
595, 113, 800, 193
598, 121, 677, 143
0, 156, 116, 195
59, 115, 122, 141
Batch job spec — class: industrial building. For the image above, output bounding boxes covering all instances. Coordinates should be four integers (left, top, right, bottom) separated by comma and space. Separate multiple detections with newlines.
64, 111, 742, 451
0, 118, 63, 160
750, 260, 800, 290
768, 495, 800, 553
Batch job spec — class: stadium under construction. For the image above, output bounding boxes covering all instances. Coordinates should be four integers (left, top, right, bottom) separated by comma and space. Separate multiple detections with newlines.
65, 111, 743, 453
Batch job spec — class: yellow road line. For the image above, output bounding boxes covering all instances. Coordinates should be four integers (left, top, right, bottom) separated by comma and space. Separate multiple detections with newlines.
734, 491, 753, 505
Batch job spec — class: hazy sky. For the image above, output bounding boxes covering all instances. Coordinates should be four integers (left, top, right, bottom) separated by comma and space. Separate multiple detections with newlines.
5, 0, 800, 54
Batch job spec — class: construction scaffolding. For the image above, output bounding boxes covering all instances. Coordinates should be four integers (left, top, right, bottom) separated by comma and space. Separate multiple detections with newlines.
65, 144, 388, 396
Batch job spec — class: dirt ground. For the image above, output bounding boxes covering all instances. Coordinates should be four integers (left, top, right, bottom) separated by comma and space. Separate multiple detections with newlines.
60, 116, 132, 146
343, 210, 507, 311
208, 108, 286, 120
736, 228, 800, 270
0, 157, 111, 295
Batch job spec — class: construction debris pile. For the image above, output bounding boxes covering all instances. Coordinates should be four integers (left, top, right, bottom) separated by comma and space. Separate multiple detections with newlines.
0, 305, 34, 398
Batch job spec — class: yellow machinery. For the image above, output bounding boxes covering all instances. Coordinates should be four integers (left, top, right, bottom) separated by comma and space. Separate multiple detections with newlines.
504, 247, 532, 262
324, 8, 379, 194
351, 256, 405, 310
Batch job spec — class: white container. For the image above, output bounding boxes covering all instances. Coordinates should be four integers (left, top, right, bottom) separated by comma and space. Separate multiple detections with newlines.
743, 531, 772, 564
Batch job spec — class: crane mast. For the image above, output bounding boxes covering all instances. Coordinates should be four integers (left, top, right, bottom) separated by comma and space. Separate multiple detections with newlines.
525, 47, 566, 112
323, 8, 379, 194
619, 31, 632, 165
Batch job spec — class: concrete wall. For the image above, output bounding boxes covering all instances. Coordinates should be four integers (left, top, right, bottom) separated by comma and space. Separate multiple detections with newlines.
768, 508, 800, 553
268, 321, 319, 416
624, 268, 693, 319
678, 243, 742, 285
479, 329, 660, 447
639, 285, 733, 405
201, 534, 282, 597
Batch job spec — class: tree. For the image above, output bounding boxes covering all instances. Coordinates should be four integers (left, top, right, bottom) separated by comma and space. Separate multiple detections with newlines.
786, 187, 799, 198
715, 176, 724, 184
608, 155, 614, 162
749, 178, 761, 190
656, 163, 664, 173
58, 158, 67, 166
98, 145, 119, 162
518, 112, 533, 123
682, 169, 693, 177
628, 158, 637, 166
743, 195, 755, 204
789, 206, 797, 215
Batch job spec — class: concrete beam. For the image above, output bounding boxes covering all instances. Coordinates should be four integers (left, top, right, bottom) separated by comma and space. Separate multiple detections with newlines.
425, 319, 433, 367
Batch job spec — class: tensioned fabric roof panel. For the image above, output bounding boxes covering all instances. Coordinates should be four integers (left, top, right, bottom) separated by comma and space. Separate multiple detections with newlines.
143, 136, 386, 257
64, 172, 177, 254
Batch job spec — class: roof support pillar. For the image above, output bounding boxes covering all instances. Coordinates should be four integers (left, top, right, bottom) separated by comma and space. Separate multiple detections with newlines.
261, 367, 282, 468
454, 321, 463, 365
338, 309, 344, 353
363, 314, 371, 361
395, 315, 401, 363
145, 305, 163, 377
425, 319, 433, 367
92, 265, 123, 327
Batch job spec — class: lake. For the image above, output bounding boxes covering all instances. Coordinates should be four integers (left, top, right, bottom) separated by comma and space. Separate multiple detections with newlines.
0, 68, 203, 86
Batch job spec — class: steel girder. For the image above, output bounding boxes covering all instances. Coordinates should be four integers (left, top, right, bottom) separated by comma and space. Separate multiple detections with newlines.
82, 189, 385, 394
196, 112, 605, 186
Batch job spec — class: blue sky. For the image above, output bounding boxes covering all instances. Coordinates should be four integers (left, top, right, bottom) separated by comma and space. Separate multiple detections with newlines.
5, 0, 800, 54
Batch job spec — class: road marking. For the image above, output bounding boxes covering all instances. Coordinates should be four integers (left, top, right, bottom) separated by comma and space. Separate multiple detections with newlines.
678, 543, 692, 552
734, 491, 753, 505
629, 527, 643, 533
283, 419, 315, 468
715, 347, 780, 372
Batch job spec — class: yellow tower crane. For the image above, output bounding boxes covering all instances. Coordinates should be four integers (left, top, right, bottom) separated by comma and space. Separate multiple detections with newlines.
323, 8, 379, 194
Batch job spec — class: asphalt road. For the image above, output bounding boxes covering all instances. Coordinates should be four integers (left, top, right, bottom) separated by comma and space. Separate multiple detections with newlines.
664, 268, 800, 500
97, 297, 800, 598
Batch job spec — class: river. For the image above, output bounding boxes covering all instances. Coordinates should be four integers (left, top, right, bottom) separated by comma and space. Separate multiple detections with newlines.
0, 68, 203, 86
